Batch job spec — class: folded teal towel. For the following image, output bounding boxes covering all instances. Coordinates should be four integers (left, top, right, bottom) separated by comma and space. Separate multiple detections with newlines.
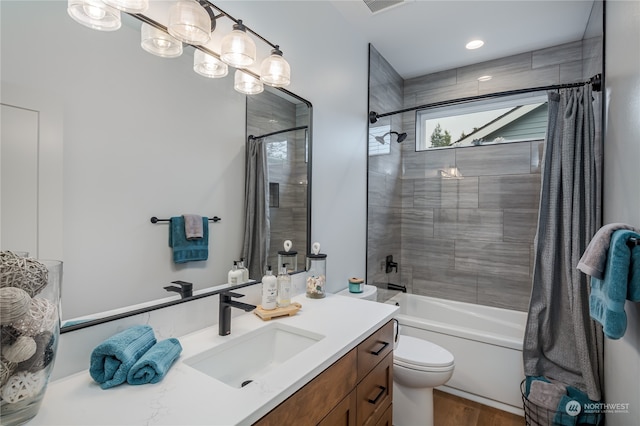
553, 386, 602, 426
127, 338, 182, 385
89, 325, 157, 389
169, 216, 209, 264
589, 230, 640, 339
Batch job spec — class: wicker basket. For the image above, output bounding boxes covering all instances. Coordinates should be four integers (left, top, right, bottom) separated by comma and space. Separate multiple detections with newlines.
521, 380, 602, 426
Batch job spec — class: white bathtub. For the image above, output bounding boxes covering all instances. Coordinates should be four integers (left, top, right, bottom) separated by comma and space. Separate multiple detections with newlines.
387, 293, 527, 416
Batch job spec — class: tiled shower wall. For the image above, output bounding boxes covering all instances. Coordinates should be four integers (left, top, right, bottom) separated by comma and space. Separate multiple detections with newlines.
247, 92, 309, 274
368, 30, 603, 311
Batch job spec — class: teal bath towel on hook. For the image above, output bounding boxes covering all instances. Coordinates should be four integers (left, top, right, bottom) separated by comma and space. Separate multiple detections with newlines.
169, 216, 209, 263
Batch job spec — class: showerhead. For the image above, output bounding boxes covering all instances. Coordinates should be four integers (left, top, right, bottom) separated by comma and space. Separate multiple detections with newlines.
374, 131, 407, 144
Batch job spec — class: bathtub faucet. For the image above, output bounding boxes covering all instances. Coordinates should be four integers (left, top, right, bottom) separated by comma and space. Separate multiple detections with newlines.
385, 255, 398, 273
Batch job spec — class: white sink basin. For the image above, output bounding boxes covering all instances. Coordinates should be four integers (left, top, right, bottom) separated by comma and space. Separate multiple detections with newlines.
184, 322, 325, 388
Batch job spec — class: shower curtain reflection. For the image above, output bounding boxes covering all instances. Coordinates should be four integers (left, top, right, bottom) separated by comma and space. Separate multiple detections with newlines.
242, 128, 308, 280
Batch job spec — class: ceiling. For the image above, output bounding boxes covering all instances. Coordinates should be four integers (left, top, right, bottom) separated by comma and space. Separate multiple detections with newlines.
330, 0, 597, 79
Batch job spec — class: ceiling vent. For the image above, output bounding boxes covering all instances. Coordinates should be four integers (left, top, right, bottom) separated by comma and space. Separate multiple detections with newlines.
363, 0, 406, 14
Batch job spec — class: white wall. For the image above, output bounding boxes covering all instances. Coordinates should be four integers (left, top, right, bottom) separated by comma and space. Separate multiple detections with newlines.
602, 0, 640, 424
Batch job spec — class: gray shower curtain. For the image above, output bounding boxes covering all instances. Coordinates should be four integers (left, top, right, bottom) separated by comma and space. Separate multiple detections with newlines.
242, 137, 270, 281
523, 86, 604, 401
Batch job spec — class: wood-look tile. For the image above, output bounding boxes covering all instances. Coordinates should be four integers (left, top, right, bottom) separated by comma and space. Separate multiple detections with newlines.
401, 207, 434, 240
476, 272, 532, 312
479, 174, 541, 209
478, 66, 560, 95
457, 52, 533, 82
404, 68, 457, 100
413, 80, 479, 108
504, 209, 539, 243
402, 237, 455, 271
532, 40, 582, 69
455, 240, 531, 280
411, 265, 477, 304
560, 60, 584, 84
456, 143, 531, 176
441, 177, 479, 209
434, 391, 524, 426
403, 148, 456, 179
434, 209, 503, 241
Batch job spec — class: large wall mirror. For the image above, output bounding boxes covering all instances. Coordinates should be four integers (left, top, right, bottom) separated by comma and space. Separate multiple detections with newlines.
0, 1, 311, 329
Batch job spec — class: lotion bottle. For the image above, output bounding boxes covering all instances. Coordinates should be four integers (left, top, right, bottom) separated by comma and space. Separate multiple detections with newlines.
277, 263, 291, 308
228, 261, 243, 285
261, 266, 277, 310
239, 258, 249, 282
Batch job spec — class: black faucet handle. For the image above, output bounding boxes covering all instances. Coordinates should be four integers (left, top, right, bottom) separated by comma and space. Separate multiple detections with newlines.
221, 291, 245, 299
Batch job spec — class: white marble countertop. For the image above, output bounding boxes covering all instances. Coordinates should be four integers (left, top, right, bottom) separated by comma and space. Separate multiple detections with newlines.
30, 293, 398, 425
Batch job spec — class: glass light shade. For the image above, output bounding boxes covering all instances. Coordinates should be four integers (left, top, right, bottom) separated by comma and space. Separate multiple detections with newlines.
234, 70, 263, 95
194, 50, 228, 78
260, 48, 291, 87
221, 21, 256, 67
167, 0, 211, 45
141, 23, 183, 58
102, 0, 148, 13
67, 0, 121, 31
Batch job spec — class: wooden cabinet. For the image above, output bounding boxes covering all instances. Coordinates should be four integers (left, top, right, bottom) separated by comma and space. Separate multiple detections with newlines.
254, 320, 394, 426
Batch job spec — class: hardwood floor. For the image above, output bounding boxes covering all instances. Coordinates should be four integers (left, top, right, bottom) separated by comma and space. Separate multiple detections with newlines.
433, 390, 525, 426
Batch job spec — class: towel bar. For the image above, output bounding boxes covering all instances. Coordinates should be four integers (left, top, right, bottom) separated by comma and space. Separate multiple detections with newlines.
150, 216, 221, 223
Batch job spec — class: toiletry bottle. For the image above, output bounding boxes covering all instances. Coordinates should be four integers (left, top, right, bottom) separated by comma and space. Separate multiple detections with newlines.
228, 261, 242, 285
239, 258, 250, 282
277, 263, 291, 308
261, 266, 277, 310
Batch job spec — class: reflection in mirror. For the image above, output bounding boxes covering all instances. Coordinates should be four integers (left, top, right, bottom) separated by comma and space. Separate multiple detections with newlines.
0, 1, 311, 331
416, 94, 548, 150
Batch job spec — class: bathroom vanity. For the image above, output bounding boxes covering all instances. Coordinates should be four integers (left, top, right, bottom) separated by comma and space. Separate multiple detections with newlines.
30, 294, 397, 425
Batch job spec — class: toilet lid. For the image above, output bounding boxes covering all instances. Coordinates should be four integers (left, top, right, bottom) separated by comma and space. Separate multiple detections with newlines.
394, 335, 454, 368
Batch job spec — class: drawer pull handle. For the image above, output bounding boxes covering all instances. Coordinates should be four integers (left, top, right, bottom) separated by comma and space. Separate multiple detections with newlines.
367, 385, 387, 405
370, 341, 389, 356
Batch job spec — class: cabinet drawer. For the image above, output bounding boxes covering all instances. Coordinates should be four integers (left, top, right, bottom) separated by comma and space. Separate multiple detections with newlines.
357, 352, 393, 426
374, 404, 392, 426
357, 320, 394, 381
318, 390, 357, 426
255, 349, 357, 426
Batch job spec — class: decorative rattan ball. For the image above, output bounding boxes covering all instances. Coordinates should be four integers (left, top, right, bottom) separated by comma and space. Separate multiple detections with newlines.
1, 324, 22, 346
0, 251, 49, 297
2, 335, 37, 363
12, 297, 58, 336
0, 287, 32, 324
0, 369, 46, 404
0, 357, 17, 388
18, 331, 55, 373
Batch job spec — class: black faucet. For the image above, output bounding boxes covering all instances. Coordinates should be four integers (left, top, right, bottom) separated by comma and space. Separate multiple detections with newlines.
164, 280, 193, 298
219, 291, 256, 336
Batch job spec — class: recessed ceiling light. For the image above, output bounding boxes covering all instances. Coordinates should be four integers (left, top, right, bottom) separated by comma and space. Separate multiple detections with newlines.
477, 75, 492, 82
466, 40, 484, 50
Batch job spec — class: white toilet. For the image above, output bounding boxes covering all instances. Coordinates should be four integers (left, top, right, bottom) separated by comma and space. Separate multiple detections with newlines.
336, 284, 378, 301
393, 334, 455, 426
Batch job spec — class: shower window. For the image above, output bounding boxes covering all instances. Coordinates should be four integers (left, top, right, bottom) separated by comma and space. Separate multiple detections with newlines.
416, 94, 548, 151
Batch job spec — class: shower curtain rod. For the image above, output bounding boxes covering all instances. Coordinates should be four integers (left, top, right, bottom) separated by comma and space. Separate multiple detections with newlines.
369, 73, 602, 124
248, 125, 308, 140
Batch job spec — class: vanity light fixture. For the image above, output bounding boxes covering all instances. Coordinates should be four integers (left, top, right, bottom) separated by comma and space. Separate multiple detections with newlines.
234, 70, 264, 95
67, 0, 121, 31
167, 0, 214, 46
102, 0, 148, 13
194, 49, 228, 78
141, 23, 183, 58
220, 20, 256, 68
465, 39, 484, 50
260, 46, 291, 87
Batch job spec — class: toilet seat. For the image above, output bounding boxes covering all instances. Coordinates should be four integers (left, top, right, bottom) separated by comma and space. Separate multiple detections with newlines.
394, 335, 454, 371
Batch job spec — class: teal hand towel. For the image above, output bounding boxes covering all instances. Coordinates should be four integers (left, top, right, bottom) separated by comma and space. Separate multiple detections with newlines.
589, 230, 640, 339
169, 216, 209, 263
127, 338, 182, 385
89, 325, 157, 389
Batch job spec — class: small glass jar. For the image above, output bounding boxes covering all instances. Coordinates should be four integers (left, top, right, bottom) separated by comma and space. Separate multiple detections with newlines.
278, 250, 298, 273
305, 253, 327, 299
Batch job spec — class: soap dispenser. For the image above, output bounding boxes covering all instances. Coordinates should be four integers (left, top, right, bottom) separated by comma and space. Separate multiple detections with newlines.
277, 263, 291, 308
228, 261, 243, 285
261, 266, 277, 310
238, 258, 249, 282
